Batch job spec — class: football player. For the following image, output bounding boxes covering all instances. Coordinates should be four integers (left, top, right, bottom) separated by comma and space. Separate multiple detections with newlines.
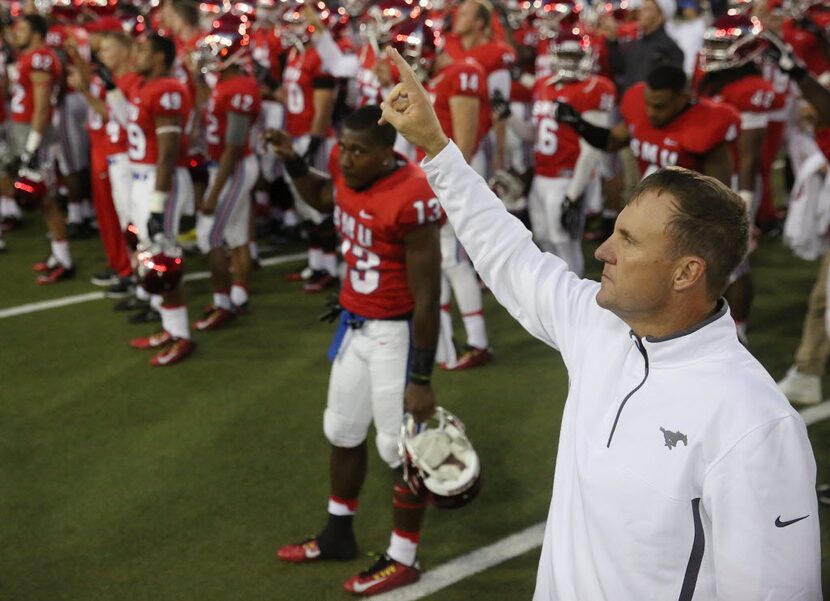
122, 34, 196, 366
382, 18, 495, 370
10, 13, 74, 284
512, 29, 615, 275
279, 2, 340, 292
63, 32, 134, 298
267, 105, 441, 596
193, 26, 262, 330
696, 14, 781, 342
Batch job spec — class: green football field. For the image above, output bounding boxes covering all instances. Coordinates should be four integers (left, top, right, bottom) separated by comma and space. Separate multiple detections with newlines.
1, 215, 829, 600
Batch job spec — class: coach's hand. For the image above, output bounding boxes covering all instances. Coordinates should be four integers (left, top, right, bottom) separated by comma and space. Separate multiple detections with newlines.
379, 47, 449, 159
405, 381, 436, 423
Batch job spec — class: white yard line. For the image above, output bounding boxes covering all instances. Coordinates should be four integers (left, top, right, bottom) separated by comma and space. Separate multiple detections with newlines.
0, 252, 306, 320
373, 522, 546, 601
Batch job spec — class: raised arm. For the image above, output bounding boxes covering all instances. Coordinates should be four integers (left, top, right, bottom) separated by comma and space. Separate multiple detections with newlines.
379, 48, 603, 356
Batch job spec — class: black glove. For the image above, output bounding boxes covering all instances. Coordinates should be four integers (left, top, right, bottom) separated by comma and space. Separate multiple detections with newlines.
554, 101, 582, 127
302, 135, 324, 165
91, 54, 117, 91
491, 89, 511, 121
19, 151, 38, 171
147, 212, 165, 240
319, 295, 343, 323
762, 31, 807, 80
561, 196, 582, 241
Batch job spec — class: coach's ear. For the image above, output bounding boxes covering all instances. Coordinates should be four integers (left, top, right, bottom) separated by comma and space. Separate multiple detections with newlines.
379, 48, 449, 159
672, 255, 706, 293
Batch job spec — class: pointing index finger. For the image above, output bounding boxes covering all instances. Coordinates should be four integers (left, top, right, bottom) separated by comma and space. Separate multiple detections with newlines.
384, 46, 419, 88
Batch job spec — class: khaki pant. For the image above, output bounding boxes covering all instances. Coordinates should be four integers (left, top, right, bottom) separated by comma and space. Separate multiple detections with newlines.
795, 251, 830, 376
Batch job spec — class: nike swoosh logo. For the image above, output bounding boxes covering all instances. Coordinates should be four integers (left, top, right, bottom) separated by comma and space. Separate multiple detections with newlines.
359, 210, 373, 220
775, 514, 809, 528
350, 578, 384, 593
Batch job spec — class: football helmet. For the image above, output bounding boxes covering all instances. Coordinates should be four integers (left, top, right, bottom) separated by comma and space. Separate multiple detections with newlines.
548, 28, 596, 80
399, 407, 481, 509
13, 168, 47, 210
194, 27, 252, 73
388, 17, 438, 79
136, 237, 185, 295
700, 14, 767, 72
535, 0, 583, 39
727, 0, 754, 14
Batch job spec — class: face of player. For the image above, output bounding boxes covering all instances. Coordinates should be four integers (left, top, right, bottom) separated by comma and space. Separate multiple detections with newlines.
638, 0, 664, 35
643, 86, 688, 128
452, 0, 485, 36
337, 128, 395, 190
594, 190, 681, 322
12, 19, 34, 51
134, 39, 156, 77
98, 37, 128, 71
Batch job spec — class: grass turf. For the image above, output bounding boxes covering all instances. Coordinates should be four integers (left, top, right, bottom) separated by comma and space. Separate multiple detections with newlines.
0, 218, 827, 599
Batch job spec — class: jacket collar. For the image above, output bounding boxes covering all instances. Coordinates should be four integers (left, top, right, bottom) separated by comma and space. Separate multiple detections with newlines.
636, 300, 736, 366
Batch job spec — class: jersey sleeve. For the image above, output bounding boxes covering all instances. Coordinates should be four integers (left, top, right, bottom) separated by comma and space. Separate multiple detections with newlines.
30, 49, 57, 75
150, 83, 188, 119
226, 80, 261, 119
619, 83, 643, 124
393, 176, 444, 239
447, 61, 485, 98
688, 103, 741, 154
701, 415, 821, 599
724, 77, 774, 129
580, 76, 616, 113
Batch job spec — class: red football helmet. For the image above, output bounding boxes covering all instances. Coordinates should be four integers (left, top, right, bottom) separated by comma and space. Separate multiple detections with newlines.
535, 0, 583, 40
136, 238, 185, 295
727, 0, 755, 14
548, 28, 596, 80
13, 168, 47, 210
194, 28, 251, 73
388, 17, 438, 79
701, 14, 768, 71
399, 407, 481, 510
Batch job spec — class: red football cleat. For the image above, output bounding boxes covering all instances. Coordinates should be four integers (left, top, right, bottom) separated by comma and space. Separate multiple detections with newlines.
193, 307, 236, 331
343, 553, 420, 596
277, 538, 323, 563
32, 255, 58, 272
441, 346, 492, 371
129, 330, 172, 350
151, 337, 195, 366
35, 264, 75, 284
303, 272, 338, 294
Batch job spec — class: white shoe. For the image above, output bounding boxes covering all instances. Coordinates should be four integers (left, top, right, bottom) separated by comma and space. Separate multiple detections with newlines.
777, 366, 822, 405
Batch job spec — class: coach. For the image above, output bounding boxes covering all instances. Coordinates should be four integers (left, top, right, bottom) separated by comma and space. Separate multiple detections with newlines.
379, 48, 821, 600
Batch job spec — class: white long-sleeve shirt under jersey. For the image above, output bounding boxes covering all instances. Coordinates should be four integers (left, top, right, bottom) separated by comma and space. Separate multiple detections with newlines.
421, 141, 821, 601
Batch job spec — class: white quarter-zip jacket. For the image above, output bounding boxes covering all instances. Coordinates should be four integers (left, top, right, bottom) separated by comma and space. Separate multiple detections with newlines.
422, 141, 821, 601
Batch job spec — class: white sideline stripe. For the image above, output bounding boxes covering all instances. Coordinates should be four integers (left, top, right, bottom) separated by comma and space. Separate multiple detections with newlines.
0, 252, 307, 320
799, 400, 830, 426
373, 522, 546, 601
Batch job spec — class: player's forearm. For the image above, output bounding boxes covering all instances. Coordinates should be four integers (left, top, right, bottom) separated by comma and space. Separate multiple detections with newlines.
314, 30, 359, 78
206, 144, 244, 205
310, 88, 334, 137
30, 88, 50, 135
288, 165, 333, 213
154, 136, 179, 193
737, 130, 763, 192
451, 109, 479, 163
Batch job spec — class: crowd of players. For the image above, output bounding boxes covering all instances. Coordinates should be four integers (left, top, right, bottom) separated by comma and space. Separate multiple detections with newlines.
0, 0, 827, 370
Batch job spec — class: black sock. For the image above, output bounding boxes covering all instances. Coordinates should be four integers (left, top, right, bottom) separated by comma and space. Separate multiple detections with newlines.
317, 514, 357, 560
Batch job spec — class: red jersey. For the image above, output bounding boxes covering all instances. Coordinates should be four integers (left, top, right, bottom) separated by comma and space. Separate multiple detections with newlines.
106, 71, 142, 155
329, 150, 444, 319
782, 18, 830, 80
426, 59, 492, 156
695, 72, 782, 123
621, 82, 740, 176
87, 76, 108, 144
10, 46, 62, 124
355, 44, 384, 108
251, 26, 284, 84
126, 77, 193, 166
532, 75, 616, 178
283, 46, 334, 137
46, 24, 89, 93
205, 74, 262, 161
442, 33, 516, 78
